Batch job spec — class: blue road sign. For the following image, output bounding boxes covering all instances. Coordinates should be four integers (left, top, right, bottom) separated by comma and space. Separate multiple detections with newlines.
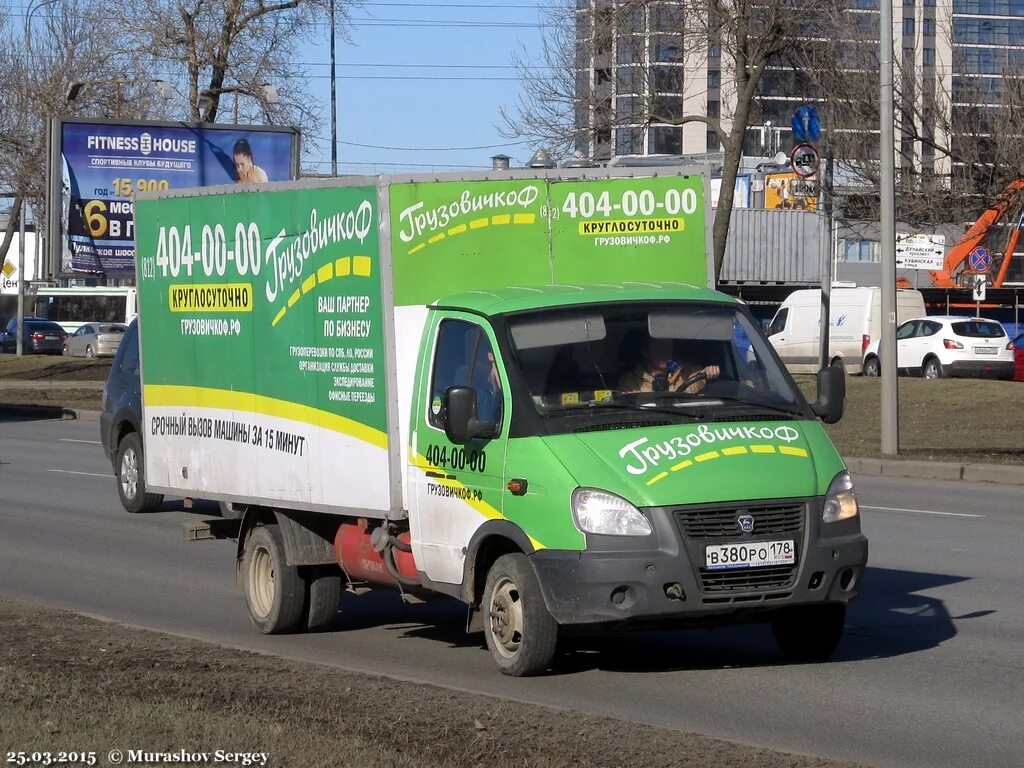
792, 105, 822, 142
968, 246, 992, 272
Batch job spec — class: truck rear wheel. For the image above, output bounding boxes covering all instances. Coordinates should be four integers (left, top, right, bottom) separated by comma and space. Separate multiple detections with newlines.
116, 433, 163, 514
244, 524, 304, 634
771, 603, 846, 661
483, 553, 558, 676
304, 567, 342, 631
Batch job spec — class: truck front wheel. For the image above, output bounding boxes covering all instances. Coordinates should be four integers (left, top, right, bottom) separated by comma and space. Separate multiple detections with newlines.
244, 524, 304, 634
483, 553, 558, 676
770, 602, 846, 661
116, 433, 163, 514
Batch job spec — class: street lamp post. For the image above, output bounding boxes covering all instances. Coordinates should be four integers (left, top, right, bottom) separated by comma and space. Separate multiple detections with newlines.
880, 0, 899, 455
330, 0, 338, 176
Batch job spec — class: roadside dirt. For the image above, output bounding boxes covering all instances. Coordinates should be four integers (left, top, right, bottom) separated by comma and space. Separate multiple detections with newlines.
0, 356, 111, 381
0, 597, 867, 768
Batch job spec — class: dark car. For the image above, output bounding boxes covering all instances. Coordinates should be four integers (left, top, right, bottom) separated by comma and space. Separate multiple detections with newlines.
101, 320, 239, 518
100, 319, 163, 513
1, 318, 68, 354
1013, 332, 1024, 382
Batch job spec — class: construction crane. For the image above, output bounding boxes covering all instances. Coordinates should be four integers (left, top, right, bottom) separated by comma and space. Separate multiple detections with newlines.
930, 179, 1024, 288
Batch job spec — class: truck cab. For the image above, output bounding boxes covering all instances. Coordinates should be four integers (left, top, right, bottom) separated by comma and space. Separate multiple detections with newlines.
405, 284, 865, 675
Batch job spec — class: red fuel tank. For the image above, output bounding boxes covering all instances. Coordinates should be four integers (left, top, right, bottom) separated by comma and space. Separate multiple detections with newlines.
334, 524, 418, 587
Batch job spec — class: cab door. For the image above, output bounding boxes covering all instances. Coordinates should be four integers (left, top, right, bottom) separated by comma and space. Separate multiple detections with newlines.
407, 313, 510, 586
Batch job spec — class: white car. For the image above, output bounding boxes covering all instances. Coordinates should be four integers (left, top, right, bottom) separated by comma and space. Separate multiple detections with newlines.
862, 316, 1014, 380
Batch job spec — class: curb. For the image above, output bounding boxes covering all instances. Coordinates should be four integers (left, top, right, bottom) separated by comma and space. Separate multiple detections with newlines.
846, 456, 1024, 486
0, 405, 102, 421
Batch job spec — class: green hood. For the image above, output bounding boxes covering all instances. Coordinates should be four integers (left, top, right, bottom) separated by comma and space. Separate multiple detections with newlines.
541, 419, 845, 507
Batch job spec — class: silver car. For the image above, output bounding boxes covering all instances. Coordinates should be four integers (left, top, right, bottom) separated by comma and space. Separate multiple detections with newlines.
63, 322, 127, 358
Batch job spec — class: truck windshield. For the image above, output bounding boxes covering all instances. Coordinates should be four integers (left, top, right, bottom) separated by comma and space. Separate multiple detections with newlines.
507, 303, 804, 420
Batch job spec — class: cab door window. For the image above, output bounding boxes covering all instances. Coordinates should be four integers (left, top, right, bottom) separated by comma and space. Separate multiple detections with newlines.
768, 308, 788, 336
428, 320, 503, 430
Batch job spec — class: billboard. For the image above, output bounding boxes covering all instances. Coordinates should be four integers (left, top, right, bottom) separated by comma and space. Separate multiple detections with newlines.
764, 172, 817, 211
710, 175, 751, 208
50, 119, 299, 277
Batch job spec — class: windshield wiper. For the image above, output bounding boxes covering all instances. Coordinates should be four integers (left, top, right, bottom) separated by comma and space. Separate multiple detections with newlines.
636, 391, 804, 418
540, 400, 704, 420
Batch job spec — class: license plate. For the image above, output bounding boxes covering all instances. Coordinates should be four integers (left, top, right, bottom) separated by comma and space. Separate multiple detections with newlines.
44, 335, 57, 341
705, 540, 795, 570
975, 347, 997, 355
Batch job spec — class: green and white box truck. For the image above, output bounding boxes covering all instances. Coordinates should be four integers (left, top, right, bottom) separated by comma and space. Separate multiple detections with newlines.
125, 167, 867, 675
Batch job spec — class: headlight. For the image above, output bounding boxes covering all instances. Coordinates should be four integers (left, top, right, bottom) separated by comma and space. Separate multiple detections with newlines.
822, 471, 859, 523
571, 488, 652, 536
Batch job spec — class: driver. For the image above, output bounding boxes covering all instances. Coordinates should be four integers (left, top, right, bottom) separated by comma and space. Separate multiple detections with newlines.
618, 336, 720, 394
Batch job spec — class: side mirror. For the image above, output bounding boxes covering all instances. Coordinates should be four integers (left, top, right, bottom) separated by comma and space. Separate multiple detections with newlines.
443, 386, 496, 445
811, 366, 846, 424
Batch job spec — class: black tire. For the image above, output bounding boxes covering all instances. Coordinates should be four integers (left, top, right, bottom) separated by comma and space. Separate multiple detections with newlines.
482, 553, 558, 676
922, 357, 944, 379
863, 356, 880, 377
304, 567, 342, 631
62, 344, 69, 356
243, 524, 305, 634
218, 500, 246, 520
115, 432, 163, 514
771, 603, 846, 662
85, 345, 95, 359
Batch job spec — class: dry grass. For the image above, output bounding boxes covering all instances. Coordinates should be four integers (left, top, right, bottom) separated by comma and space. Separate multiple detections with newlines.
797, 375, 1024, 463
0, 356, 111, 380
0, 597, 866, 768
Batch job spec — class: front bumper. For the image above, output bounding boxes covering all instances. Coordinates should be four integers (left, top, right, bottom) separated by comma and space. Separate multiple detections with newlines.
530, 497, 867, 628
947, 359, 1014, 379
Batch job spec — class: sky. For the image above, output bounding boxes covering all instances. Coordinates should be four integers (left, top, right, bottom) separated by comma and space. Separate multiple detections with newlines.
297, 1, 548, 175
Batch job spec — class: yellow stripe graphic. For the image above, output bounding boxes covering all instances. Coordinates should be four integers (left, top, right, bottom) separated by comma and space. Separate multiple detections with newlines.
671, 459, 693, 472
695, 450, 720, 462
491, 214, 512, 225
144, 385, 388, 450
353, 255, 372, 276
750, 445, 776, 454
272, 256, 373, 327
408, 243, 426, 255
780, 446, 809, 457
411, 455, 547, 550
448, 224, 468, 236
722, 446, 749, 456
428, 233, 446, 244
647, 471, 669, 486
469, 218, 489, 230
513, 213, 536, 224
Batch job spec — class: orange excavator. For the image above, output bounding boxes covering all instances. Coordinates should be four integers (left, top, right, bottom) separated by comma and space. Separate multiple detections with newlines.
929, 179, 1024, 288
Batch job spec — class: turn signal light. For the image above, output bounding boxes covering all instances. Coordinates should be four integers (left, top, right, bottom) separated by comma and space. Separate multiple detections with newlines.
862, 334, 870, 355
507, 478, 528, 496
943, 339, 964, 350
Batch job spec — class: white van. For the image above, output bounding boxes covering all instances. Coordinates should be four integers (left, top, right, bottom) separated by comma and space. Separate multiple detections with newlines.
767, 286, 926, 375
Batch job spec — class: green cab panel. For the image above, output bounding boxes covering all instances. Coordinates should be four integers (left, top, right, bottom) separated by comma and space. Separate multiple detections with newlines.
537, 420, 844, 510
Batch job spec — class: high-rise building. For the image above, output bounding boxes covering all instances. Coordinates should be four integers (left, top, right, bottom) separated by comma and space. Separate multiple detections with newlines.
573, 0, 1024, 176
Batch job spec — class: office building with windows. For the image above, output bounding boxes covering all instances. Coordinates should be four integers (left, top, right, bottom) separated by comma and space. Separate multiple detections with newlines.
573, 0, 1024, 174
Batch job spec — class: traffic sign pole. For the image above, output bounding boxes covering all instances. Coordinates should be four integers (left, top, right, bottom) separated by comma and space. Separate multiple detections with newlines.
880, 0, 898, 456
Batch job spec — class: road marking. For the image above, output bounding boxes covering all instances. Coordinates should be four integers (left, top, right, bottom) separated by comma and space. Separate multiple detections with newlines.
863, 505, 985, 519
60, 438, 100, 445
47, 469, 111, 479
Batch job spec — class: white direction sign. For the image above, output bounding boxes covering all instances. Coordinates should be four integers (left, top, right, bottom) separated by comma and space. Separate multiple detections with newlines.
895, 233, 945, 270
972, 275, 987, 302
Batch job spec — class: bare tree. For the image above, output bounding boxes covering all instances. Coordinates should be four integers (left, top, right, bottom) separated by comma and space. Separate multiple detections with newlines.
796, 6, 1024, 233
503, 0, 841, 279
118, 0, 354, 142
0, 2, 156, 265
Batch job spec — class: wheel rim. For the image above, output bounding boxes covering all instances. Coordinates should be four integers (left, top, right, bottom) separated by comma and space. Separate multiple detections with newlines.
488, 576, 524, 660
120, 447, 138, 500
925, 363, 938, 379
86, 346, 94, 358
248, 543, 275, 619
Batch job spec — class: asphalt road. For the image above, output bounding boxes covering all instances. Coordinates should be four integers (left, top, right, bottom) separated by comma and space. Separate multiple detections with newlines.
1, 415, 1021, 768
